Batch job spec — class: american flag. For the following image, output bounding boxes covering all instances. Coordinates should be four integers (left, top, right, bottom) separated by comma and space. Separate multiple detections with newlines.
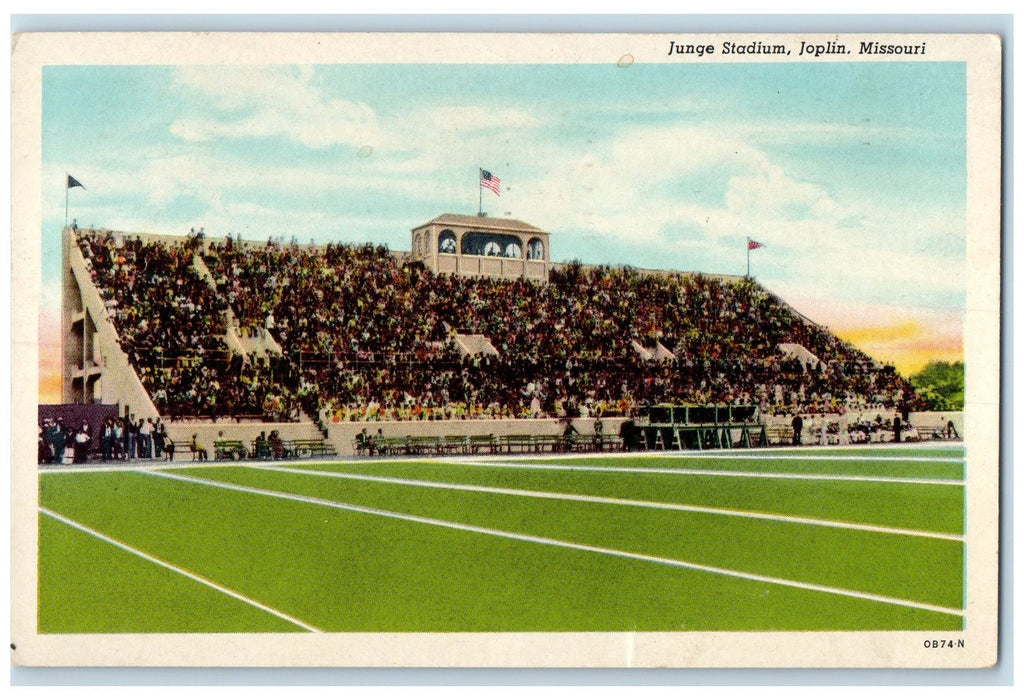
480, 169, 502, 196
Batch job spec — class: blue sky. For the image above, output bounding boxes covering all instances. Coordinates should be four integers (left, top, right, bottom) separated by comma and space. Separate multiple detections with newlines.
39, 60, 967, 375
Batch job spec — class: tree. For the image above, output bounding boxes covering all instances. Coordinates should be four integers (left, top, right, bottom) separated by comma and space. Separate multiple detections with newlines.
909, 361, 964, 411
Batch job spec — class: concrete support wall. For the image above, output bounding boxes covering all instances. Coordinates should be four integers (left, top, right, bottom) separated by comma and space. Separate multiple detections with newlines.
909, 411, 964, 437
62, 228, 159, 419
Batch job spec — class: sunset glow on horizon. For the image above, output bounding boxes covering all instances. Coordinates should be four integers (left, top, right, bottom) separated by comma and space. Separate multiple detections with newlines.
832, 323, 963, 376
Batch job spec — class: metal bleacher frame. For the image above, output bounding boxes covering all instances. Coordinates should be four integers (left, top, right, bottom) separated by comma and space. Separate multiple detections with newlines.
633, 404, 768, 451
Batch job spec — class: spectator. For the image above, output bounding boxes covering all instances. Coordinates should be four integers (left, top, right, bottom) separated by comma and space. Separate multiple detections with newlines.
101, 418, 115, 462
139, 418, 153, 458
190, 434, 208, 461
269, 430, 285, 459
562, 420, 579, 452
48, 418, 68, 465
38, 421, 54, 464
126, 414, 138, 460
946, 418, 959, 440
73, 423, 92, 463
153, 419, 166, 459
255, 431, 270, 460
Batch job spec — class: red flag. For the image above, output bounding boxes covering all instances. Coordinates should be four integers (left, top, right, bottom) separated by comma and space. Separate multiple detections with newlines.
748, 239, 764, 250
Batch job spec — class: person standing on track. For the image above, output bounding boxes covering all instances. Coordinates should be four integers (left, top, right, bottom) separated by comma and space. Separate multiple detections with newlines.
49, 418, 68, 464
73, 423, 92, 463
101, 418, 114, 462
153, 419, 166, 459
946, 418, 959, 440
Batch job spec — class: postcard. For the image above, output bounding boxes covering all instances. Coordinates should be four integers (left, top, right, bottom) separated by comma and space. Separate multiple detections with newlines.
11, 31, 1002, 668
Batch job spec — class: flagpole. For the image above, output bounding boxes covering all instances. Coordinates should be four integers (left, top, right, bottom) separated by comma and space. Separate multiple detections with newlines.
65, 173, 69, 228
478, 168, 483, 216
746, 238, 751, 278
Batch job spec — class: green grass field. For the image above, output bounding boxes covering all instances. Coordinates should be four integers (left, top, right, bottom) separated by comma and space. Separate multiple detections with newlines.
38, 444, 965, 633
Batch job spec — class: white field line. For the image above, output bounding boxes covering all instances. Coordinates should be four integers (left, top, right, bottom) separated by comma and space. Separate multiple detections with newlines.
138, 469, 965, 618
39, 506, 322, 633
728, 442, 964, 453
446, 452, 963, 464
634, 453, 963, 463
438, 459, 965, 487
243, 463, 963, 543
38, 458, 370, 474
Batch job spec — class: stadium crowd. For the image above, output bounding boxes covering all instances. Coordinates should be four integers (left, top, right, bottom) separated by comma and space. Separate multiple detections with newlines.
78, 231, 298, 421
76, 230, 921, 425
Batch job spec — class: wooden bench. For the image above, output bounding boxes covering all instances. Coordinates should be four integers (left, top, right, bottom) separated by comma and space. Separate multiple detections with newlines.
288, 439, 337, 459
600, 434, 624, 451
913, 424, 953, 441
375, 437, 406, 456
443, 435, 469, 454
766, 425, 794, 445
531, 435, 564, 452
570, 434, 606, 452
468, 434, 497, 454
501, 435, 536, 453
214, 440, 248, 461
405, 436, 441, 455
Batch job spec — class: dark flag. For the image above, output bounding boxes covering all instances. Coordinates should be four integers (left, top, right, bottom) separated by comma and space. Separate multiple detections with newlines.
65, 174, 86, 227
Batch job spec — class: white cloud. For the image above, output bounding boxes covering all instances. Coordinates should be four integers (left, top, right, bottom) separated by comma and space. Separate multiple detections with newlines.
499, 124, 843, 249
170, 66, 385, 150
173, 65, 320, 113
725, 163, 840, 222
429, 105, 539, 131
730, 119, 942, 147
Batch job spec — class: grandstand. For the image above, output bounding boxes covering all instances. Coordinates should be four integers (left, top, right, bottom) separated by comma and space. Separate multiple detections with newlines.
56, 218, 932, 460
